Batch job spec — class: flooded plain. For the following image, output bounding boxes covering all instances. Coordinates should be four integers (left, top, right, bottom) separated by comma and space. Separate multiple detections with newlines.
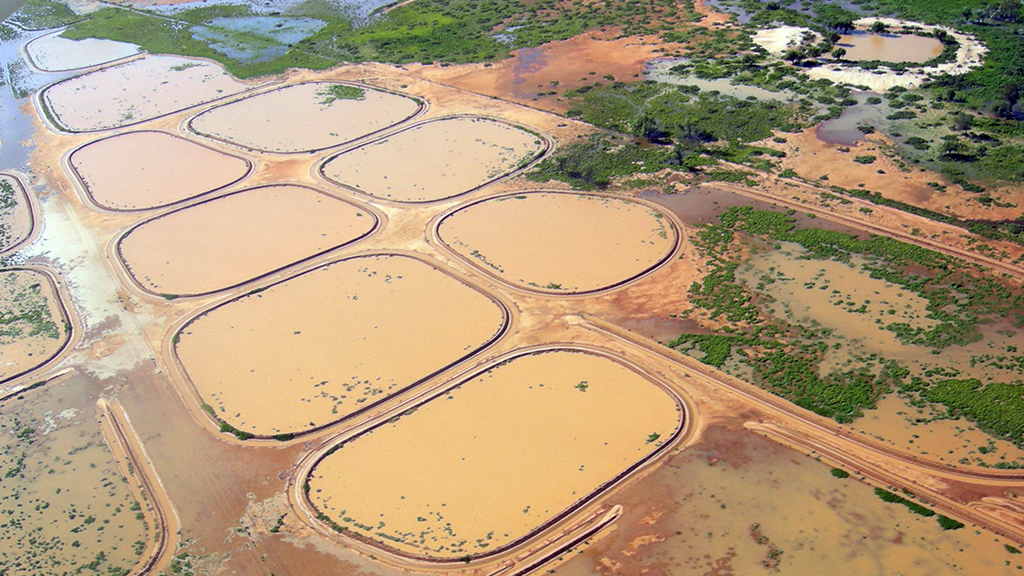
0, 174, 32, 252
558, 422, 1021, 576
24, 31, 140, 72
0, 269, 69, 384
0, 376, 147, 576
320, 117, 546, 203
41, 55, 251, 132
837, 32, 943, 63
437, 192, 677, 294
175, 254, 508, 436
307, 349, 681, 559
117, 185, 376, 296
188, 82, 422, 153
68, 131, 251, 211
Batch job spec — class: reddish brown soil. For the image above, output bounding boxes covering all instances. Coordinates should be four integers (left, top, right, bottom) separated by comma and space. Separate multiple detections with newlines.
411, 31, 686, 113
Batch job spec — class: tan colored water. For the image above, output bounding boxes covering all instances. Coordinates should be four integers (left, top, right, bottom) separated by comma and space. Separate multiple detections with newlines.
41, 55, 250, 132
559, 423, 1021, 576
68, 131, 251, 211
438, 192, 676, 293
0, 270, 68, 383
0, 175, 32, 252
176, 255, 507, 436
838, 32, 943, 63
737, 244, 938, 356
308, 350, 681, 559
850, 393, 1024, 468
188, 82, 421, 153
320, 117, 545, 202
0, 376, 147, 575
25, 31, 140, 72
117, 185, 375, 296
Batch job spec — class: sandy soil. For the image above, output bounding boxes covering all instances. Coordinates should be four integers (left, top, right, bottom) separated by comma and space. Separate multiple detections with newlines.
68, 130, 251, 211
437, 192, 677, 294
321, 117, 547, 203
41, 55, 253, 132
189, 82, 422, 153
175, 254, 507, 436
0, 269, 71, 383
24, 30, 140, 72
308, 349, 681, 559
117, 184, 376, 296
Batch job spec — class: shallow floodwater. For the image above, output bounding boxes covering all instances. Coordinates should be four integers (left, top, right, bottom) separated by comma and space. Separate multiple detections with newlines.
738, 244, 938, 357
0, 269, 69, 383
69, 131, 251, 211
850, 393, 1024, 468
816, 91, 885, 145
0, 376, 147, 575
189, 82, 421, 153
24, 31, 140, 72
0, 174, 32, 251
321, 117, 545, 202
41, 55, 251, 132
308, 350, 681, 559
190, 16, 325, 63
438, 192, 676, 293
557, 423, 1020, 575
117, 185, 375, 296
176, 254, 507, 435
837, 32, 942, 64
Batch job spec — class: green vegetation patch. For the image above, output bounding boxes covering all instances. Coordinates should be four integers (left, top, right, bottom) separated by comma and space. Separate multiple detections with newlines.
319, 84, 365, 104
669, 206, 1024, 428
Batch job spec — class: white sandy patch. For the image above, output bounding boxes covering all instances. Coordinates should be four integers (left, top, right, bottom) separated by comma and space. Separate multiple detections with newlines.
752, 26, 820, 56
806, 18, 987, 91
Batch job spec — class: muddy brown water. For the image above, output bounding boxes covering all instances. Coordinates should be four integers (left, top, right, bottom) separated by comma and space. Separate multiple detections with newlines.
176, 254, 507, 436
850, 393, 1024, 468
320, 117, 546, 203
68, 131, 251, 211
437, 192, 677, 293
188, 82, 421, 153
0, 269, 69, 383
117, 185, 376, 296
0, 174, 32, 252
308, 349, 681, 559
837, 32, 943, 64
557, 422, 1022, 575
24, 31, 140, 72
641, 185, 868, 237
0, 374, 147, 576
41, 55, 251, 132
